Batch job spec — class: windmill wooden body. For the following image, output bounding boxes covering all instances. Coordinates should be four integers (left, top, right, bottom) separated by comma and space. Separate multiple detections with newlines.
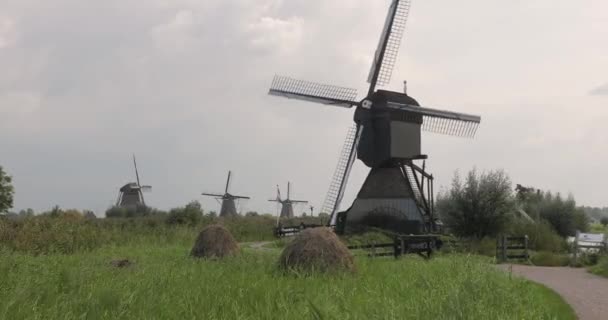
268, 0, 481, 235
269, 182, 308, 219
202, 171, 250, 217
116, 155, 152, 208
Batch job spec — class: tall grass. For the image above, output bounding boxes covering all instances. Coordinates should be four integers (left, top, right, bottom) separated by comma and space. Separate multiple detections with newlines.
0, 215, 278, 254
0, 246, 574, 320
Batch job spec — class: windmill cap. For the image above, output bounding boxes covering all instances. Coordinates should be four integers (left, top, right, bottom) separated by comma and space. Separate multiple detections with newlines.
373, 90, 420, 107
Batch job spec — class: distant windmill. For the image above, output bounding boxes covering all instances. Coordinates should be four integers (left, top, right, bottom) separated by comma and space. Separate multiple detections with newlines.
116, 155, 152, 208
202, 171, 250, 217
269, 182, 308, 218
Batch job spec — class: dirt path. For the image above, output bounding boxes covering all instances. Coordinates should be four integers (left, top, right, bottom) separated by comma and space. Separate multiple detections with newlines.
500, 265, 608, 320
242, 241, 273, 251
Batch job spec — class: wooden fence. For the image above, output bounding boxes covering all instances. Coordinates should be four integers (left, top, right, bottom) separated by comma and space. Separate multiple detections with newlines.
347, 235, 440, 259
496, 235, 529, 263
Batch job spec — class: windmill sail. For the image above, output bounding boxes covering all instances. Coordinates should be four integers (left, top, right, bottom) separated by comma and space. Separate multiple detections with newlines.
322, 124, 362, 226
225, 171, 232, 194
386, 102, 481, 138
367, 0, 412, 90
269, 75, 358, 108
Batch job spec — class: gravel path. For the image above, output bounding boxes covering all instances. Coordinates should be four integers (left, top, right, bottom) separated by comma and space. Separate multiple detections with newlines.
242, 241, 273, 251
500, 265, 608, 320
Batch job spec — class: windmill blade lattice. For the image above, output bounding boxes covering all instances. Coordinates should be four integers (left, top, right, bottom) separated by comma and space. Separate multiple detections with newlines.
385, 102, 481, 138
367, 0, 412, 89
269, 75, 359, 108
321, 124, 362, 225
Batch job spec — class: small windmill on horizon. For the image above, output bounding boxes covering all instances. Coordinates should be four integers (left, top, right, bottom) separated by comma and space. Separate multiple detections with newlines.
116, 155, 152, 208
269, 182, 308, 219
201, 171, 250, 217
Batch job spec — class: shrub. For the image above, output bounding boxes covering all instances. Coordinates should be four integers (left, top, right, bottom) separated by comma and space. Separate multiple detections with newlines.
507, 220, 565, 253
466, 237, 497, 257
589, 256, 608, 277
530, 251, 570, 267
438, 169, 514, 238
0, 166, 14, 214
105, 205, 165, 218
166, 201, 203, 226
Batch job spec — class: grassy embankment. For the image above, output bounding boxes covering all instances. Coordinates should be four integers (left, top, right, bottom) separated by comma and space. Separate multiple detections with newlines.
0, 215, 576, 319
0, 245, 575, 320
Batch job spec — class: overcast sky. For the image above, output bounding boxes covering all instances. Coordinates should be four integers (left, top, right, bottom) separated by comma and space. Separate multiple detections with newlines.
1, 0, 607, 216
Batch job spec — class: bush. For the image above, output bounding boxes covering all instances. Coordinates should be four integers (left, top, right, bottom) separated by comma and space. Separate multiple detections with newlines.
105, 205, 165, 218
0, 166, 14, 214
589, 256, 608, 277
530, 251, 570, 267
507, 220, 565, 253
466, 237, 497, 257
166, 201, 203, 226
438, 169, 514, 238
520, 191, 587, 237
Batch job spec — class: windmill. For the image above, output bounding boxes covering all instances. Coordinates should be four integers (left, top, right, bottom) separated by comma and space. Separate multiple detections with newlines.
269, 182, 308, 219
116, 155, 152, 208
267, 0, 481, 235
201, 171, 250, 217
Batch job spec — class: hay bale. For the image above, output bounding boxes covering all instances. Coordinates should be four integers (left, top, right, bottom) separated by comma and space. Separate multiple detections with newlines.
190, 224, 239, 258
278, 227, 355, 274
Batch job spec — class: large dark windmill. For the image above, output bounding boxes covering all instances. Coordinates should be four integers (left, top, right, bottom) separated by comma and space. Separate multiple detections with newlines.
116, 155, 152, 208
202, 171, 250, 217
268, 182, 308, 219
268, 0, 481, 235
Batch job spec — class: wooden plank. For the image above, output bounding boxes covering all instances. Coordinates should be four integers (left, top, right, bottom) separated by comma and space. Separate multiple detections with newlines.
507, 254, 529, 259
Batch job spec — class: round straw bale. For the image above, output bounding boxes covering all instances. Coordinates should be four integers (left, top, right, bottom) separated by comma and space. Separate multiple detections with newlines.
190, 224, 239, 258
278, 227, 355, 274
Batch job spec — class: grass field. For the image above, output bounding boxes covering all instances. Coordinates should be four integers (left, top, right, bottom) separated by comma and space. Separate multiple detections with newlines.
0, 243, 575, 320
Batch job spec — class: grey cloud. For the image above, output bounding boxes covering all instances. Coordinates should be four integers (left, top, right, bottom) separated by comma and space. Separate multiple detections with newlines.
590, 83, 608, 96
1, 0, 608, 215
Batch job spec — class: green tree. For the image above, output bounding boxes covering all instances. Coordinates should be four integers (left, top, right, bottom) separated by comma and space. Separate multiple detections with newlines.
0, 166, 15, 214
600, 217, 608, 227
166, 201, 203, 226
516, 189, 588, 237
437, 169, 514, 238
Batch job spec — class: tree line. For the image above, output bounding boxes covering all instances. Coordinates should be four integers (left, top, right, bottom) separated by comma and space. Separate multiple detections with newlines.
437, 168, 594, 240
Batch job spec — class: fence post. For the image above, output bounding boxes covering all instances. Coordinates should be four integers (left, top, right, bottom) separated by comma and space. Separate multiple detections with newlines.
501, 235, 507, 263
393, 237, 399, 259
496, 236, 500, 262
573, 230, 579, 266
524, 235, 529, 260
